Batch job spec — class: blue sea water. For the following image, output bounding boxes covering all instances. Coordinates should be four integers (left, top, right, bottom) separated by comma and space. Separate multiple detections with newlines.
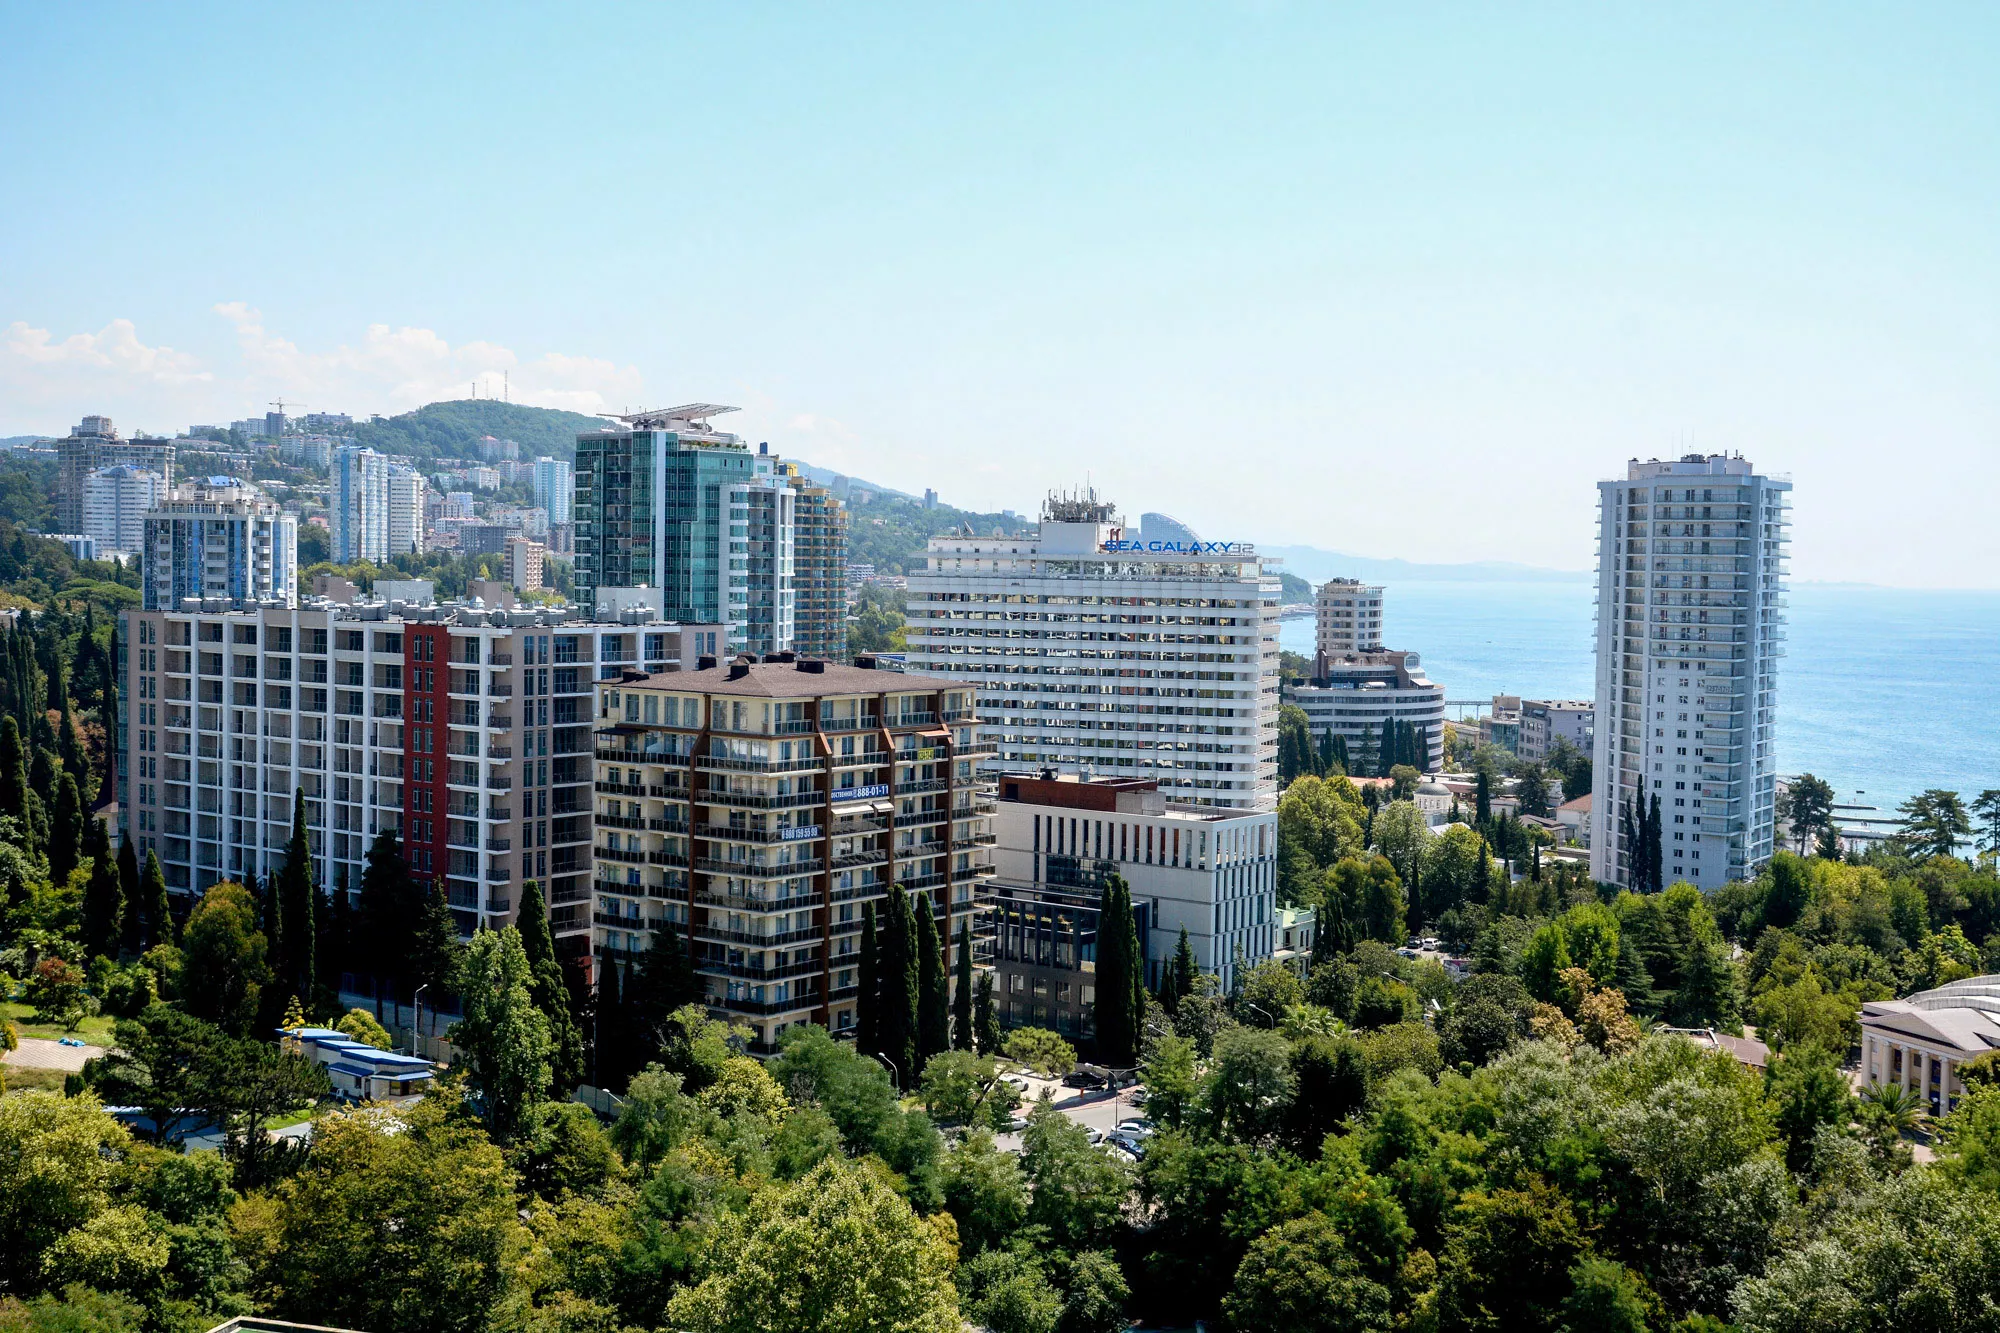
1279, 582, 2000, 818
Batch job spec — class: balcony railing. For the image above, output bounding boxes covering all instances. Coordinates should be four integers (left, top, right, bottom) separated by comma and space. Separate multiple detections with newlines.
693, 857, 824, 878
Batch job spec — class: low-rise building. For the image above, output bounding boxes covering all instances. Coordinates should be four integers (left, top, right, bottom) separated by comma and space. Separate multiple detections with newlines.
591, 656, 996, 1051
991, 771, 1277, 993
1557, 793, 1593, 847
1859, 976, 2000, 1115
986, 877, 1151, 1043
280, 1026, 438, 1101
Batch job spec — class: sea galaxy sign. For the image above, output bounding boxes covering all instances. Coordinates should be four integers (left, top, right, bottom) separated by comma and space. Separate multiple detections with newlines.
1099, 539, 1256, 556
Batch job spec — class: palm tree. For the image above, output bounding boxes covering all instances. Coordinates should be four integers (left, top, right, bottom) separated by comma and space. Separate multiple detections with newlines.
1860, 1082, 1924, 1137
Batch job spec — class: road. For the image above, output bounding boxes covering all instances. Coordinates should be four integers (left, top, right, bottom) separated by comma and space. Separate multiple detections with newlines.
990, 1071, 1152, 1155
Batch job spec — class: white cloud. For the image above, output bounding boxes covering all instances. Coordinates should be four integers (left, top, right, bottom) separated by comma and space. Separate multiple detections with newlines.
0, 307, 645, 433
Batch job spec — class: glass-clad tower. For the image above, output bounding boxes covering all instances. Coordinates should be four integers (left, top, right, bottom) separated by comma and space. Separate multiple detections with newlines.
1590, 454, 1791, 891
574, 405, 797, 659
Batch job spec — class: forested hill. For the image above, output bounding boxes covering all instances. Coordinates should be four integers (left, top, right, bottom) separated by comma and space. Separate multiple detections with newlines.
344, 400, 608, 463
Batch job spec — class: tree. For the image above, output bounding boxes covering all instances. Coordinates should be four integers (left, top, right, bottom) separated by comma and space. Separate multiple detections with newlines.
88, 1004, 232, 1146
335, 1006, 393, 1049
515, 880, 584, 1092
1371, 800, 1432, 891
1330, 855, 1405, 944
25, 957, 93, 1030
878, 887, 920, 1086
1767, 1042, 1853, 1171
952, 921, 974, 1051
1785, 774, 1837, 854
0, 715, 29, 853
940, 1130, 1028, 1255
1474, 769, 1491, 824
139, 848, 172, 947
219, 1037, 332, 1185
178, 881, 270, 1036
856, 901, 880, 1059
915, 893, 950, 1065
666, 1159, 959, 1333
46, 773, 80, 889
1020, 1101, 1131, 1249
1002, 1028, 1077, 1078
115, 832, 141, 955
1763, 850, 1811, 930
974, 971, 999, 1055
276, 789, 317, 1008
233, 1099, 524, 1333
0, 1089, 131, 1294
1900, 789, 1972, 860
1168, 927, 1198, 1014
1205, 1025, 1297, 1142
1222, 1214, 1393, 1333
1435, 1178, 1587, 1332
1974, 789, 2000, 858
1512, 759, 1553, 818
408, 874, 460, 1017
592, 955, 626, 1091
1560, 1257, 1654, 1333
356, 829, 415, 1020
1093, 874, 1143, 1067
629, 914, 700, 1061
449, 926, 553, 1142
1277, 704, 1318, 786
79, 818, 122, 960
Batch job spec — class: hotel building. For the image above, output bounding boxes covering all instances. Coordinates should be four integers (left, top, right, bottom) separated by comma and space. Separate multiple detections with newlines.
1314, 578, 1384, 657
1589, 454, 1791, 890
1289, 651, 1446, 772
590, 656, 996, 1051
905, 490, 1279, 811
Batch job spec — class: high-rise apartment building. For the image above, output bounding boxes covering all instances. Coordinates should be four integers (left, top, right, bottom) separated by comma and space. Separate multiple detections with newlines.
120, 590, 720, 955
141, 477, 297, 611
1290, 651, 1445, 772
387, 464, 427, 557
1314, 578, 1384, 658
332, 446, 389, 563
1590, 454, 1791, 891
573, 405, 808, 659
82, 464, 166, 557
781, 463, 850, 662
532, 456, 573, 526
905, 490, 1279, 811
506, 536, 546, 593
591, 657, 995, 1051
56, 416, 175, 532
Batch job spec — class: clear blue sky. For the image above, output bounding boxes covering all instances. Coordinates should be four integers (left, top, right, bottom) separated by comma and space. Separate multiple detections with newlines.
3, 3, 1994, 585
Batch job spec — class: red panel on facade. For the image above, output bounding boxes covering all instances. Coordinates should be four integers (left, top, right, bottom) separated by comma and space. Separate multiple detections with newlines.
402, 626, 450, 889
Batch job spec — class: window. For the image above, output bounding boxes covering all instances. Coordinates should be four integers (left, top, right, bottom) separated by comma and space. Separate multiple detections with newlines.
233, 624, 257, 645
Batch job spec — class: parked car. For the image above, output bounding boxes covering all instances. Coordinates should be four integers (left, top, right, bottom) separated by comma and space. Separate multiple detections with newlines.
1107, 1131, 1148, 1158
1084, 1127, 1106, 1145
1116, 1118, 1156, 1138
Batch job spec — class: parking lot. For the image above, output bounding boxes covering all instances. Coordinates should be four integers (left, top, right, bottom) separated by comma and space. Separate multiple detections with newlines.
989, 1069, 1154, 1158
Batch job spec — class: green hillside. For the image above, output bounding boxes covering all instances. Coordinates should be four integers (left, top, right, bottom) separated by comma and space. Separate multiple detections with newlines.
344, 399, 608, 463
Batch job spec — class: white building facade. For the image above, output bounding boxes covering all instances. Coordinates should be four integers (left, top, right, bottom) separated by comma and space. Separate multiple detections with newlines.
332, 446, 390, 563
905, 491, 1278, 812
1314, 578, 1384, 657
1291, 651, 1446, 772
141, 478, 297, 611
387, 464, 427, 557
82, 464, 165, 557
991, 772, 1278, 992
1590, 454, 1791, 891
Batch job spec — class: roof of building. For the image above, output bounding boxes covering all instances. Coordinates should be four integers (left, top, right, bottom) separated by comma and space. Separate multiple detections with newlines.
1558, 794, 1593, 814
1861, 976, 2000, 1055
617, 657, 947, 698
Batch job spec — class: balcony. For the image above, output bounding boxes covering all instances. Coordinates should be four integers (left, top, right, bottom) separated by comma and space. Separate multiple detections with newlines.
596, 779, 646, 796
695, 887, 822, 913
693, 857, 824, 878
895, 809, 948, 827
695, 954, 826, 981
706, 992, 822, 1018
598, 813, 646, 831
598, 846, 648, 865
696, 753, 825, 775
697, 822, 823, 845
833, 848, 889, 869
648, 850, 689, 867
648, 817, 689, 833
697, 788, 825, 811
486, 837, 511, 852
692, 922, 823, 948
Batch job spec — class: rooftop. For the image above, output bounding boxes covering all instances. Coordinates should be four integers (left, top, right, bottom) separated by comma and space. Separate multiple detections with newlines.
616, 655, 943, 699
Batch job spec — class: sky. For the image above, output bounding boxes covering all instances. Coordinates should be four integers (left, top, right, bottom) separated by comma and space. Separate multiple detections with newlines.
2, 4, 1995, 586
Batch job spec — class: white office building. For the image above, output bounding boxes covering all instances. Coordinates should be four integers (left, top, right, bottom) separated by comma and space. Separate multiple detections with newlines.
141, 477, 298, 611
532, 456, 573, 526
1590, 453, 1791, 891
332, 446, 390, 563
82, 464, 166, 557
1291, 650, 1446, 771
1315, 578, 1384, 658
387, 464, 427, 557
905, 490, 1279, 811
991, 771, 1278, 993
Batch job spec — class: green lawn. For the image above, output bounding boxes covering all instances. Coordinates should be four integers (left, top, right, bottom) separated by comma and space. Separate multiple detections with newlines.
1, 1065, 71, 1095
2, 1000, 118, 1047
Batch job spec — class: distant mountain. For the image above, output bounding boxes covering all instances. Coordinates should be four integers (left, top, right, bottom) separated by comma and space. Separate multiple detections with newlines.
792, 462, 921, 504
1263, 544, 1590, 585
344, 400, 609, 463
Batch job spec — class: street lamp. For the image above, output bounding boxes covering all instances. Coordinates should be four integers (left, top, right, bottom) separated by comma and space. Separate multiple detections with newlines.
870, 1052, 899, 1090
412, 984, 429, 1058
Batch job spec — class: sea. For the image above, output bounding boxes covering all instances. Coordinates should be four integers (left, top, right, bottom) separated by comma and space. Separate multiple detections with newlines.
1278, 582, 2000, 821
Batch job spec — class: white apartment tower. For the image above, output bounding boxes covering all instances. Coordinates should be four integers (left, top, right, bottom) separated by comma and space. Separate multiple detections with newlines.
1590, 454, 1791, 891
387, 464, 427, 557
532, 456, 574, 526
332, 446, 390, 563
82, 464, 166, 557
905, 490, 1279, 811
1314, 578, 1384, 658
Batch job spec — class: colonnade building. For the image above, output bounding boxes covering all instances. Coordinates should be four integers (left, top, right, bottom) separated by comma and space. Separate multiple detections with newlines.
1857, 976, 2000, 1115
904, 490, 1278, 812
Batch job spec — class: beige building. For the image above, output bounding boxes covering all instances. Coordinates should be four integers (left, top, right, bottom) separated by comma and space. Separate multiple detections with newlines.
1859, 977, 2000, 1115
507, 536, 546, 593
1314, 578, 1383, 658
591, 656, 996, 1051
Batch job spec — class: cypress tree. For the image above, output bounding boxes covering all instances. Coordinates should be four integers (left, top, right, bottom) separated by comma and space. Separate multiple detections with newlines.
48, 772, 81, 886
357, 829, 410, 1019
409, 874, 460, 1028
951, 921, 974, 1051
1648, 792, 1665, 892
1475, 770, 1491, 824
1474, 837, 1492, 905
80, 816, 122, 958
916, 894, 949, 1065
631, 914, 699, 1058
142, 847, 172, 946
856, 901, 879, 1059
973, 970, 999, 1055
0, 716, 28, 850
117, 832, 141, 954
1172, 926, 1198, 1008
1317, 728, 1337, 776
1407, 855, 1423, 932
317, 867, 347, 1017
518, 879, 584, 1090
279, 792, 316, 1005
878, 886, 919, 1086
594, 956, 626, 1091
1094, 874, 1143, 1066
